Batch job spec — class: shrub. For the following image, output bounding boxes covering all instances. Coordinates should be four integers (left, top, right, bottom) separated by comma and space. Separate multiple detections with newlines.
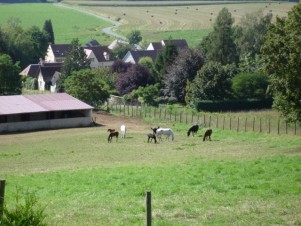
1, 188, 47, 226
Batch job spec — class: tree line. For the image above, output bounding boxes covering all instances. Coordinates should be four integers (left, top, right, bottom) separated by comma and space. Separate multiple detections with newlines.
0, 5, 300, 123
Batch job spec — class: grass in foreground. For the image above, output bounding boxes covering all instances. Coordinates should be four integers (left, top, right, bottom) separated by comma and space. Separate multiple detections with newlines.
0, 118, 301, 225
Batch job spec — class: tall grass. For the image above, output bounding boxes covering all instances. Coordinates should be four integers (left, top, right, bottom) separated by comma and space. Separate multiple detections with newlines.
1, 117, 301, 225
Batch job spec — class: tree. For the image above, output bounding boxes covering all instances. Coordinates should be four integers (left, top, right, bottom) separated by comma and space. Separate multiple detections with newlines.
127, 30, 142, 45
43, 19, 55, 44
111, 43, 133, 60
234, 10, 272, 60
0, 54, 21, 95
138, 56, 159, 82
155, 41, 179, 81
200, 7, 239, 65
231, 72, 269, 99
189, 61, 237, 101
115, 64, 156, 95
162, 48, 204, 103
64, 69, 110, 107
92, 67, 118, 93
132, 83, 160, 106
261, 4, 301, 123
58, 38, 90, 91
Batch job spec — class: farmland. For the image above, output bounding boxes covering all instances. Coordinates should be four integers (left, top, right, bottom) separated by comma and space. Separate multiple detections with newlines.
0, 1, 297, 47
1, 112, 301, 225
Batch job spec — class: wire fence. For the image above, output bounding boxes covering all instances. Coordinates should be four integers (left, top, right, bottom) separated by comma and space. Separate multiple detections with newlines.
108, 103, 301, 136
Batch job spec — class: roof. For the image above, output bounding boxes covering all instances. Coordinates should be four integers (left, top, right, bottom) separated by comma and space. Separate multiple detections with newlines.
19, 64, 40, 78
40, 65, 62, 82
84, 46, 111, 62
162, 39, 188, 49
124, 50, 158, 63
84, 39, 100, 47
0, 93, 93, 115
50, 44, 71, 57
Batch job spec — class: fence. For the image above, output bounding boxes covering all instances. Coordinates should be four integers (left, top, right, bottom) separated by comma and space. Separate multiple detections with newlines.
108, 103, 301, 136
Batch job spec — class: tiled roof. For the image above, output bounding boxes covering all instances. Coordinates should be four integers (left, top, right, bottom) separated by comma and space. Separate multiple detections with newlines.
0, 93, 93, 115
84, 46, 111, 62
128, 50, 158, 63
84, 39, 100, 47
50, 44, 71, 57
162, 39, 189, 49
19, 64, 40, 78
40, 65, 62, 82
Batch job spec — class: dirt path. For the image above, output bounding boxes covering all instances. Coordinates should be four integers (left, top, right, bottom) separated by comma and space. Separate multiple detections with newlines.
92, 111, 151, 132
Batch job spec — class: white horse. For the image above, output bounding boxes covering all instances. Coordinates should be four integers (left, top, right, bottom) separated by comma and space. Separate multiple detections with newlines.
120, 124, 126, 139
156, 128, 174, 141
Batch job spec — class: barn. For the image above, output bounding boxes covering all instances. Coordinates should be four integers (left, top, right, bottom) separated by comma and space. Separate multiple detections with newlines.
0, 93, 94, 133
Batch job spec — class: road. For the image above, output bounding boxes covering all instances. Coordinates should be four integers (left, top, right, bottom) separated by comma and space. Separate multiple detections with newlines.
54, 3, 128, 41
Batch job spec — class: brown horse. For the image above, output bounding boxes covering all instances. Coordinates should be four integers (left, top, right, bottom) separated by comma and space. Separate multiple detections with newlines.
147, 133, 157, 143
107, 129, 115, 133
203, 129, 212, 141
108, 131, 119, 143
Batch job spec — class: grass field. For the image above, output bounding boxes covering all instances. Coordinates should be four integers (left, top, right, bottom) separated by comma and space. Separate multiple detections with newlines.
0, 1, 296, 47
0, 3, 114, 45
1, 114, 301, 225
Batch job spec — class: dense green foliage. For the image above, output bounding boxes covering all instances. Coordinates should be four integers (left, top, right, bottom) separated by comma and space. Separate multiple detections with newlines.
261, 3, 301, 123
126, 30, 142, 45
2, 189, 47, 226
189, 61, 237, 101
64, 69, 110, 107
0, 54, 21, 95
200, 7, 239, 65
58, 38, 90, 91
43, 19, 55, 44
231, 72, 269, 99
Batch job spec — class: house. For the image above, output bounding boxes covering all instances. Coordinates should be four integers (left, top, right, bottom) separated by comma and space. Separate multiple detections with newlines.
84, 46, 114, 68
45, 44, 71, 63
84, 39, 101, 47
0, 93, 94, 133
122, 50, 158, 64
20, 62, 63, 93
108, 39, 128, 50
147, 39, 188, 51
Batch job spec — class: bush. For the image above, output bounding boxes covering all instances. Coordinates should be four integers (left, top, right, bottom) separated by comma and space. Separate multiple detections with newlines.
1, 188, 47, 226
194, 99, 273, 112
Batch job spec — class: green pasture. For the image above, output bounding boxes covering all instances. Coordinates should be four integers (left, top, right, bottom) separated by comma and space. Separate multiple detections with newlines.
0, 3, 114, 45
0, 1, 296, 47
1, 116, 301, 225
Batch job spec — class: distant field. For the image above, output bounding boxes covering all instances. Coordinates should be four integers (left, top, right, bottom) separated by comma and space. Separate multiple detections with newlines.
0, 3, 114, 45
0, 1, 296, 47
63, 0, 296, 47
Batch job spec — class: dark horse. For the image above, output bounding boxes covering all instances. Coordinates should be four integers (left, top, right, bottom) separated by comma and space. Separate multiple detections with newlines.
147, 133, 157, 143
107, 129, 115, 133
203, 129, 212, 141
187, 124, 199, 136
108, 131, 119, 143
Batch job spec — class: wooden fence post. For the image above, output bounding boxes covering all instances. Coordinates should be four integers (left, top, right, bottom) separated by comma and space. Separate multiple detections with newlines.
159, 108, 162, 119
216, 115, 219, 128
237, 117, 239, 132
268, 118, 271, 134
186, 113, 188, 124
209, 115, 211, 128
0, 179, 5, 220
253, 117, 255, 132
174, 109, 177, 122
295, 122, 297, 135
259, 118, 262, 133
180, 112, 182, 123
245, 118, 247, 132
146, 190, 152, 226
278, 119, 280, 135
191, 113, 194, 124
230, 117, 232, 131
223, 116, 225, 130
164, 109, 166, 120
286, 121, 288, 134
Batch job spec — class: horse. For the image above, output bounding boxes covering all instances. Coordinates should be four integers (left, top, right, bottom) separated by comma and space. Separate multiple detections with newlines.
156, 128, 174, 141
107, 129, 115, 133
108, 131, 119, 143
187, 124, 199, 136
203, 129, 212, 141
151, 127, 160, 135
147, 133, 157, 143
120, 124, 126, 139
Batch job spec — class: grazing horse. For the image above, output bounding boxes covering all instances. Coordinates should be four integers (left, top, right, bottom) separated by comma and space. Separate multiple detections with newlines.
108, 131, 119, 143
107, 129, 115, 133
156, 128, 174, 141
120, 124, 126, 139
147, 133, 157, 143
203, 129, 212, 141
187, 124, 199, 136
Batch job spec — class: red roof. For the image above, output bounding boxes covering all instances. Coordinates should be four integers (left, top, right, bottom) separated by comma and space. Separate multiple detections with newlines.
0, 93, 93, 115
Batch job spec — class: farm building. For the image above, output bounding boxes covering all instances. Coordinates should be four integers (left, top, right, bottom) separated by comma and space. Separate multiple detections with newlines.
0, 93, 94, 133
